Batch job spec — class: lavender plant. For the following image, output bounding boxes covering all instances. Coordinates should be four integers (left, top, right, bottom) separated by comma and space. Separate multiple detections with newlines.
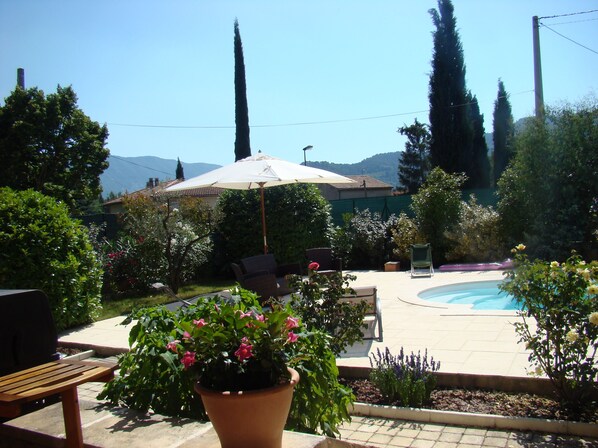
369, 347, 440, 407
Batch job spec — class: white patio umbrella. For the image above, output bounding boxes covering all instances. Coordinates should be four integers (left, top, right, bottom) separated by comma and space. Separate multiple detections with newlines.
165, 152, 355, 254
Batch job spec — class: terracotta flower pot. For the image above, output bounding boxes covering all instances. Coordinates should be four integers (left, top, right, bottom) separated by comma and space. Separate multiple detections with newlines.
194, 367, 300, 448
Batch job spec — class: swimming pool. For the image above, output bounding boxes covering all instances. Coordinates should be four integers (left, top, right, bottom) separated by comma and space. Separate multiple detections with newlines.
418, 280, 519, 311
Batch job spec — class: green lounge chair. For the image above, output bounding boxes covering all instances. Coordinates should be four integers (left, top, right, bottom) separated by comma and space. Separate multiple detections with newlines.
410, 243, 434, 277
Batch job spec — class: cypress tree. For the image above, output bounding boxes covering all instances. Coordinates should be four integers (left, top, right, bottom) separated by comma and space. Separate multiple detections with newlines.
492, 79, 514, 186
428, 0, 473, 184
234, 19, 251, 162
397, 118, 431, 193
175, 157, 185, 180
468, 93, 491, 188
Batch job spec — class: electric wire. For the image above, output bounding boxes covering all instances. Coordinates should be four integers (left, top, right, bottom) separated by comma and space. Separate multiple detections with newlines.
539, 23, 598, 55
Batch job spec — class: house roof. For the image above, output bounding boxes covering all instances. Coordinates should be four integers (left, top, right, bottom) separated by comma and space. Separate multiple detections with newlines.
103, 179, 223, 205
325, 175, 392, 190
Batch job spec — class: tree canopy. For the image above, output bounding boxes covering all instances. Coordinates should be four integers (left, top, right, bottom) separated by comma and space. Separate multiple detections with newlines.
492, 79, 515, 186
0, 85, 109, 212
397, 118, 431, 193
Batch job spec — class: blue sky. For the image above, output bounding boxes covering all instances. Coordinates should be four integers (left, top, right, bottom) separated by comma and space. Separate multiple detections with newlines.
1, 1, 597, 167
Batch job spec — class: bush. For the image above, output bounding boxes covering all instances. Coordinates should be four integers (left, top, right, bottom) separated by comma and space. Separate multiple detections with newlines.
369, 347, 440, 408
501, 247, 598, 417
411, 168, 466, 264
216, 184, 331, 266
445, 195, 507, 262
288, 271, 369, 356
336, 209, 397, 269
99, 289, 354, 437
390, 212, 423, 265
0, 188, 102, 331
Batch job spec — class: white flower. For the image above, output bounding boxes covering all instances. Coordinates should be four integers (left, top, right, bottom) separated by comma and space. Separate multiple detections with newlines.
589, 312, 598, 326
578, 268, 591, 280
516, 244, 526, 251
588, 284, 598, 295
550, 261, 559, 268
566, 330, 579, 343
534, 366, 543, 376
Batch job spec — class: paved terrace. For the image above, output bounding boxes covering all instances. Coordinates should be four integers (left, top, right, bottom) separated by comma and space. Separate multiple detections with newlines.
59, 269, 529, 377
8, 270, 597, 447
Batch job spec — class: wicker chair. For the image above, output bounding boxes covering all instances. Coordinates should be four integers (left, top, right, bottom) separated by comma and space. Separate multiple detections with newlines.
305, 247, 342, 276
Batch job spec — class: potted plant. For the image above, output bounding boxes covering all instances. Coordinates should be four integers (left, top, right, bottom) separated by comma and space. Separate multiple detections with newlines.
165, 292, 302, 448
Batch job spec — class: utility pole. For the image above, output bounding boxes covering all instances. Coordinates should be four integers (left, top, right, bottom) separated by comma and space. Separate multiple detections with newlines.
532, 16, 545, 119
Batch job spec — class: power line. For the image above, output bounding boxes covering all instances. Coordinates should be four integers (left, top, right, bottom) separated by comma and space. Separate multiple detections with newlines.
538, 9, 598, 20
107, 90, 534, 130
110, 154, 173, 176
540, 23, 598, 55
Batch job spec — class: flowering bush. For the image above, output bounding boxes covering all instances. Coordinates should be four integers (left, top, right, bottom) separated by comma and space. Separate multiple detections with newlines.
501, 246, 598, 416
167, 293, 302, 391
288, 270, 368, 356
99, 288, 355, 437
369, 347, 440, 407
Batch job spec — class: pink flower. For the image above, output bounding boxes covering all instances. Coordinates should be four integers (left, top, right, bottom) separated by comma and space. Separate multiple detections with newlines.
182, 331, 192, 341
308, 262, 320, 271
255, 314, 265, 322
234, 338, 254, 361
181, 351, 196, 369
285, 316, 299, 330
193, 318, 206, 328
287, 331, 299, 343
166, 339, 180, 352
238, 311, 252, 319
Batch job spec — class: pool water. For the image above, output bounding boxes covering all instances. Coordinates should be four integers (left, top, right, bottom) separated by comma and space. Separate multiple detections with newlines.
418, 280, 519, 311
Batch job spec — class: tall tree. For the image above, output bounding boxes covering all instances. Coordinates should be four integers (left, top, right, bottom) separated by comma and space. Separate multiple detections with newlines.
428, 0, 474, 187
492, 79, 515, 186
176, 157, 185, 180
397, 118, 431, 193
468, 92, 490, 188
0, 85, 109, 213
234, 19, 251, 162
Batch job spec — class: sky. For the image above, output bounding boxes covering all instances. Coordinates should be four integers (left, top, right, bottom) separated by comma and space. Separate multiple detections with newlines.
1, 1, 597, 168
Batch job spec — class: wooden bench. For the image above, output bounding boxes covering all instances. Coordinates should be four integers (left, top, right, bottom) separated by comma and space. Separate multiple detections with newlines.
339, 286, 383, 342
0, 289, 116, 447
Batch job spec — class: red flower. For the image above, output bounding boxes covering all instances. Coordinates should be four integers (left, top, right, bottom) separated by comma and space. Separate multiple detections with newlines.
286, 331, 299, 343
234, 338, 254, 361
285, 316, 299, 330
308, 262, 320, 271
181, 351, 196, 369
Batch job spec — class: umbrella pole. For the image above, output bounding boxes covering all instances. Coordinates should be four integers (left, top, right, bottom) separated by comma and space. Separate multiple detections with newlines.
260, 186, 268, 254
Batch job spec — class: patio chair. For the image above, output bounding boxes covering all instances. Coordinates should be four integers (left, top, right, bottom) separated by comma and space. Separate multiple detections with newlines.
240, 254, 301, 295
305, 247, 342, 276
410, 243, 434, 277
231, 262, 286, 303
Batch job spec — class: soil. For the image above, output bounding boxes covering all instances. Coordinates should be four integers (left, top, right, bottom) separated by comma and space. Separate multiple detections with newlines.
340, 378, 598, 424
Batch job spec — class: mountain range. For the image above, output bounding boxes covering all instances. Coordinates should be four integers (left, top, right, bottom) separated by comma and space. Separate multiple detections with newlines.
100, 130, 501, 196
100, 153, 401, 196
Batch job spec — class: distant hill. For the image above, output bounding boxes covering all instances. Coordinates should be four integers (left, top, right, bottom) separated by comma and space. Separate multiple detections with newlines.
309, 152, 400, 187
100, 156, 220, 196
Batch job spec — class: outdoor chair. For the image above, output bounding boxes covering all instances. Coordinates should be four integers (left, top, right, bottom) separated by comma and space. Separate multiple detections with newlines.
231, 262, 288, 303
338, 286, 382, 341
305, 247, 342, 276
239, 254, 301, 296
410, 243, 434, 277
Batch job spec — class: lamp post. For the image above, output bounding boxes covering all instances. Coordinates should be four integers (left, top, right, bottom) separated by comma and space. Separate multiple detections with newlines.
302, 145, 313, 166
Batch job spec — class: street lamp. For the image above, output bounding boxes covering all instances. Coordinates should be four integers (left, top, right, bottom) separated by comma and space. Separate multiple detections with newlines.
302, 145, 313, 166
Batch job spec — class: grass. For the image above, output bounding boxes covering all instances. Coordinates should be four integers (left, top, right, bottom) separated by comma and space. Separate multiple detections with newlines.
98, 280, 236, 320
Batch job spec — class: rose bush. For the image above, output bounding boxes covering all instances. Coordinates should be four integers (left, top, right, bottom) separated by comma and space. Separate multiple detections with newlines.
501, 246, 598, 416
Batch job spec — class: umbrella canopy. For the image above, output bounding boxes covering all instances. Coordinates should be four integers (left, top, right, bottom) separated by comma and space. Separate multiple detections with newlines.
166, 153, 355, 253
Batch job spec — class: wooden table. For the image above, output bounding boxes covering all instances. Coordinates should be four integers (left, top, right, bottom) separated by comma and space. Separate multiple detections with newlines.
0, 359, 116, 448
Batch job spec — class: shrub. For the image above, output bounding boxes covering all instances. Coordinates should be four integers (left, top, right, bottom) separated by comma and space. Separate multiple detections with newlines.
0, 188, 102, 331
288, 271, 369, 356
390, 212, 423, 265
411, 167, 466, 264
369, 347, 440, 407
336, 209, 397, 269
445, 195, 507, 262
99, 288, 354, 437
216, 184, 331, 265
119, 195, 213, 293
501, 247, 598, 417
